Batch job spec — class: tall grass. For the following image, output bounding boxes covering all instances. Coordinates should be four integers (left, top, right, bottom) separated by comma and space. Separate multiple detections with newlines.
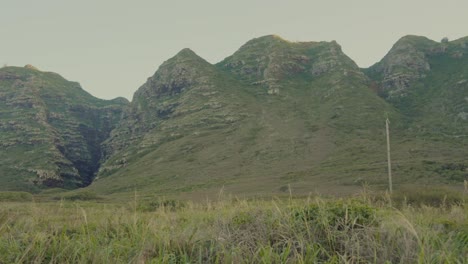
0, 192, 466, 263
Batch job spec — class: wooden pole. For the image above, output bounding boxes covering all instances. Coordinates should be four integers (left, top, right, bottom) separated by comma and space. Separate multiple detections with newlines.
386, 118, 393, 193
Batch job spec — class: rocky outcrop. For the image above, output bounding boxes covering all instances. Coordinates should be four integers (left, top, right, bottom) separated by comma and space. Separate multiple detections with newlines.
366, 36, 438, 98
224, 37, 352, 77
218, 35, 363, 96
365, 35, 468, 134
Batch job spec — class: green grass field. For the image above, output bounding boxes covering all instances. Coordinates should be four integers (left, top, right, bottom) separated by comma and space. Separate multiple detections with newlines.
1, 187, 466, 263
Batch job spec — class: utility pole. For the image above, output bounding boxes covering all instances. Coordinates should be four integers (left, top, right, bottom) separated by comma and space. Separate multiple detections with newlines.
386, 117, 393, 193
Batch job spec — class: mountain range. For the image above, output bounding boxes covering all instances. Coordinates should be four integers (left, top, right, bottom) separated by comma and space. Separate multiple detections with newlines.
1, 35, 466, 198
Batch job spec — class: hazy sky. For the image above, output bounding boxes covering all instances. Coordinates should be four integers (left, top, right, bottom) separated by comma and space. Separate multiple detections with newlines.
2, 1, 467, 100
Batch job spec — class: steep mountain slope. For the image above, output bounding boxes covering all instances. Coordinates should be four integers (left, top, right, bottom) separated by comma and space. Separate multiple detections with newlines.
91, 36, 397, 197
365, 36, 468, 183
0, 66, 127, 191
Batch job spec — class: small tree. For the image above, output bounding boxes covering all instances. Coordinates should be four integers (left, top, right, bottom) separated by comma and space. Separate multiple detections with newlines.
441, 37, 449, 43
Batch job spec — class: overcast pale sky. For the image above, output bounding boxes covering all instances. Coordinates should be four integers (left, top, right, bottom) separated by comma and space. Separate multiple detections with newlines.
2, 0, 467, 100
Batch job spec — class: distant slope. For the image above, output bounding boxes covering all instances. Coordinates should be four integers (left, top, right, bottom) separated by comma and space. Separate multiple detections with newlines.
0, 66, 127, 191
91, 36, 398, 197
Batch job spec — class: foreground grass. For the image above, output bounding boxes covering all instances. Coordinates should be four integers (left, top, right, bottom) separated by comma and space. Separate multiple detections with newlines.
0, 192, 467, 263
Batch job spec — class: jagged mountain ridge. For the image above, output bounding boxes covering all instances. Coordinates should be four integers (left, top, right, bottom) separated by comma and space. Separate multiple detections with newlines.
0, 66, 128, 191
1, 34, 466, 196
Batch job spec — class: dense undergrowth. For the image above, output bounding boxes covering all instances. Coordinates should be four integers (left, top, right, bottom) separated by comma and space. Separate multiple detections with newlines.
0, 189, 466, 263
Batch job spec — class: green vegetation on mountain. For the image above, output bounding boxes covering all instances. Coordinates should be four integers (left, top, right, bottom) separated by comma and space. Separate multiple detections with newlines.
0, 66, 127, 192
0, 35, 466, 197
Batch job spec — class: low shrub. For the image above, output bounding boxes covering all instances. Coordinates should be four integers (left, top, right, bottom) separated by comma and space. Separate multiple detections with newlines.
0, 191, 33, 202
58, 191, 103, 201
294, 200, 377, 229
391, 186, 463, 207
137, 199, 185, 212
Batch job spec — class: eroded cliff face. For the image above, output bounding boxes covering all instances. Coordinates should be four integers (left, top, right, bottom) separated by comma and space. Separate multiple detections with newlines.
98, 48, 253, 177
100, 49, 222, 159
0, 66, 127, 191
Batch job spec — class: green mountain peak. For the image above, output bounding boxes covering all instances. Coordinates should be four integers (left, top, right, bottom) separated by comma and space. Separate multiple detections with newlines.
131, 48, 216, 103
393, 35, 436, 46
24, 64, 40, 71
243, 34, 290, 45
175, 47, 199, 57
218, 35, 359, 86
167, 48, 210, 65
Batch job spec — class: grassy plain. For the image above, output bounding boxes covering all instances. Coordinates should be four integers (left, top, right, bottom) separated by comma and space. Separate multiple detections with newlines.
0, 188, 466, 263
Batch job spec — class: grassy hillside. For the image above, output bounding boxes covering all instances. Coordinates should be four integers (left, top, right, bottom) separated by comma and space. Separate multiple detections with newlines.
91, 36, 401, 198
364, 36, 468, 186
